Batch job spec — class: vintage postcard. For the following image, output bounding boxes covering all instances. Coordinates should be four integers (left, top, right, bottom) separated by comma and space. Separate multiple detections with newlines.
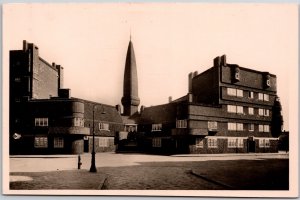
2, 3, 298, 197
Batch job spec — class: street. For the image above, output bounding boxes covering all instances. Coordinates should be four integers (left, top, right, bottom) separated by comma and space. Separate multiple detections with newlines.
9, 152, 289, 190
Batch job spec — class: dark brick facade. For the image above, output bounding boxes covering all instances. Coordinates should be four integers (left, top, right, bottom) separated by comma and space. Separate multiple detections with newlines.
9, 40, 282, 155
9, 41, 124, 155
136, 55, 280, 154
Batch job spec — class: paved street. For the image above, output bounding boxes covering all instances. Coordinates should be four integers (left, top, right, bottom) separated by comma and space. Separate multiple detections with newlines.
9, 152, 289, 190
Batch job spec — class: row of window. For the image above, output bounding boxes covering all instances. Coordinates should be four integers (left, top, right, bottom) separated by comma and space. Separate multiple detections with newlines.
34, 137, 63, 148
34, 118, 269, 133
195, 137, 271, 148
176, 120, 187, 128
34, 118, 109, 130
35, 136, 113, 148
228, 123, 269, 132
35, 118, 49, 127
227, 105, 270, 116
152, 123, 162, 131
227, 88, 270, 101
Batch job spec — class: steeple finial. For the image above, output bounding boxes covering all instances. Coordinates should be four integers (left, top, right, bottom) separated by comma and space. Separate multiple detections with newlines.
130, 28, 132, 41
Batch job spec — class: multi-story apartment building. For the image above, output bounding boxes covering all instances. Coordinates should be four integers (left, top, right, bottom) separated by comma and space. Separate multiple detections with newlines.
9, 41, 123, 154
9, 40, 281, 154
138, 55, 280, 154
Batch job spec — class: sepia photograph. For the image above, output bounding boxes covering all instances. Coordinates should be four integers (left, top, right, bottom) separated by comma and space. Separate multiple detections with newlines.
2, 3, 298, 197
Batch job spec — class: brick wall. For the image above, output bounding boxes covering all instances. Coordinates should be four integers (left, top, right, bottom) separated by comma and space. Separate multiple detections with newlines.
191, 66, 219, 104
220, 65, 277, 92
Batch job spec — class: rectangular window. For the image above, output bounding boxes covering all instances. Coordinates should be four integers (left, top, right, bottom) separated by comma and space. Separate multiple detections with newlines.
236, 89, 243, 97
152, 138, 161, 147
258, 93, 264, 100
207, 138, 218, 148
73, 118, 84, 127
99, 137, 110, 147
237, 106, 243, 114
227, 105, 237, 113
258, 108, 264, 116
259, 125, 264, 132
34, 137, 48, 148
228, 138, 237, 148
259, 139, 270, 148
54, 137, 64, 148
249, 124, 254, 132
227, 88, 236, 96
248, 91, 254, 99
195, 138, 204, 148
248, 107, 254, 115
264, 125, 270, 132
99, 123, 109, 131
35, 118, 48, 127
237, 123, 243, 131
125, 124, 137, 132
176, 119, 187, 128
228, 122, 237, 131
265, 139, 270, 147
264, 94, 269, 101
208, 121, 217, 131
152, 124, 162, 131
228, 138, 244, 148
264, 109, 269, 117
237, 138, 244, 148
14, 77, 21, 82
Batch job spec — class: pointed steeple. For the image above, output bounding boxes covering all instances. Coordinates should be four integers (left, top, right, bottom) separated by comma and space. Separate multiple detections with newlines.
121, 39, 140, 116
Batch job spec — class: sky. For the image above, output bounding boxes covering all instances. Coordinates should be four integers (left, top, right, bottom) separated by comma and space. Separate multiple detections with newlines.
3, 3, 298, 131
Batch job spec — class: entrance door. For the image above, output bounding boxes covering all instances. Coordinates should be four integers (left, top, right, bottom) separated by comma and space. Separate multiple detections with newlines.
84, 139, 89, 152
248, 140, 256, 153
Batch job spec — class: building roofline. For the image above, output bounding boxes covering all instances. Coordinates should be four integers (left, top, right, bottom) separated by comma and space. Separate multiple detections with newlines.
193, 63, 276, 80
39, 57, 58, 71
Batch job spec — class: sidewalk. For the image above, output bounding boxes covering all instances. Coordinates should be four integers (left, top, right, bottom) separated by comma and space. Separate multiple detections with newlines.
171, 151, 289, 157
10, 151, 289, 158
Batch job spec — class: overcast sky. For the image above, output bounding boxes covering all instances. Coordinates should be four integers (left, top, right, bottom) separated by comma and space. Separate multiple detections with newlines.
3, 3, 298, 130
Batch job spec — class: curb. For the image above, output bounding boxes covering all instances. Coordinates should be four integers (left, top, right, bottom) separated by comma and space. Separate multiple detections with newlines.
171, 152, 289, 157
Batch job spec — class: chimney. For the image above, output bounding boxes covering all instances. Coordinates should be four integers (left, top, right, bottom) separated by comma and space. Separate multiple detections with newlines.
193, 71, 198, 77
214, 56, 221, 67
168, 96, 172, 103
221, 55, 226, 66
23, 40, 28, 51
56, 65, 64, 89
188, 72, 193, 93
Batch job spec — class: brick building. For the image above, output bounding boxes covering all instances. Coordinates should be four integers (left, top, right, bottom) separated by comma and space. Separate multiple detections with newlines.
9, 40, 282, 155
137, 55, 280, 154
9, 41, 123, 154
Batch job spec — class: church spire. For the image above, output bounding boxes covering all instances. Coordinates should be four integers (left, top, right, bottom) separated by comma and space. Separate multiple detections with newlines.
121, 39, 140, 116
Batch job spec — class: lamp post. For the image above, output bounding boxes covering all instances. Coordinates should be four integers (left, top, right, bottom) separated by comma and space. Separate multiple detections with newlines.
90, 104, 97, 172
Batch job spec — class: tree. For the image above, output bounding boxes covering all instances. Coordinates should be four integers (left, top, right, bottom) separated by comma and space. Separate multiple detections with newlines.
271, 96, 283, 138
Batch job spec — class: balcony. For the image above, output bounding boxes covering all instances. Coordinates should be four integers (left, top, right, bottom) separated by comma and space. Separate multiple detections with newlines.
189, 128, 209, 136
49, 126, 90, 135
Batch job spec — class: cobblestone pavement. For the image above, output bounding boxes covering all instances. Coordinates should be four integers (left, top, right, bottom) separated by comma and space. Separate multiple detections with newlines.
9, 152, 289, 190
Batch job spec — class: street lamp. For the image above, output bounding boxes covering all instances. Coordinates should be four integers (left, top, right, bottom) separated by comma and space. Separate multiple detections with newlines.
90, 104, 97, 172
90, 104, 106, 173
